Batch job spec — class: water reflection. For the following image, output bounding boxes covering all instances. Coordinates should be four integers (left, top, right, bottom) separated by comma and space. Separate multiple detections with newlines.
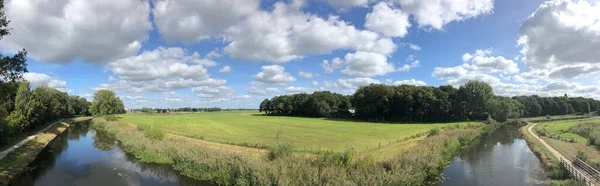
438, 126, 548, 186
10, 120, 210, 186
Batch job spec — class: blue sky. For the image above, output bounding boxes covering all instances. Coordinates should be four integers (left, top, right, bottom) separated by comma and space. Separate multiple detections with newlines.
2, 0, 600, 109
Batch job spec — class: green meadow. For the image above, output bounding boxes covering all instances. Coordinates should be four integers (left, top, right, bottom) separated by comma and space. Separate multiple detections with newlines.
119, 112, 475, 153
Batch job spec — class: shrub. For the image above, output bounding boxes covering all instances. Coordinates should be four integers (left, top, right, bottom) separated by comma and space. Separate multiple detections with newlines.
104, 115, 118, 121
145, 128, 165, 140
7, 112, 28, 134
428, 128, 440, 137
544, 163, 569, 180
318, 149, 356, 168
266, 143, 293, 160
484, 115, 496, 125
575, 151, 588, 162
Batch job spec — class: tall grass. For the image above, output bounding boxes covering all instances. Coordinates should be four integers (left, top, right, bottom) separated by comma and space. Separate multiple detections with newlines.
95, 118, 487, 185
569, 122, 600, 147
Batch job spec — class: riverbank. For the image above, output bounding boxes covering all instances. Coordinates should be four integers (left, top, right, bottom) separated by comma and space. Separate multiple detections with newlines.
520, 123, 585, 185
95, 116, 506, 185
0, 117, 90, 185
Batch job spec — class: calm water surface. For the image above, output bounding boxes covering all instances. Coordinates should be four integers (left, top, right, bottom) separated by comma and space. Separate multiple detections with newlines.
10, 120, 210, 186
438, 126, 548, 186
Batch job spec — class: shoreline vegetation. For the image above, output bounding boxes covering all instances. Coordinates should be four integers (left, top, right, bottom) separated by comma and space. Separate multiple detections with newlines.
94, 116, 509, 185
0, 117, 90, 185
520, 118, 599, 186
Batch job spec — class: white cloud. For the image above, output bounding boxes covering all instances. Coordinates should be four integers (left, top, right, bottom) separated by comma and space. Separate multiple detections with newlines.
285, 86, 313, 93
98, 47, 218, 93
540, 81, 578, 92
153, 0, 259, 44
341, 52, 395, 77
398, 60, 420, 72
224, 1, 396, 63
548, 64, 600, 79
254, 65, 296, 85
401, 43, 422, 51
463, 49, 519, 74
192, 86, 236, 97
232, 95, 252, 100
334, 78, 381, 89
392, 79, 427, 86
298, 71, 313, 78
446, 72, 501, 86
312, 81, 319, 86
326, 0, 369, 8
219, 65, 232, 73
23, 72, 69, 92
432, 66, 468, 79
365, 2, 411, 37
247, 87, 281, 95
519, 0, 600, 72
394, 0, 494, 30
0, 0, 152, 64
321, 58, 344, 74
197, 78, 227, 87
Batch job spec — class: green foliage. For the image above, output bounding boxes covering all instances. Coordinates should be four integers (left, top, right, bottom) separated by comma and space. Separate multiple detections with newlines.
458, 80, 494, 120
136, 123, 150, 131
89, 89, 126, 116
576, 151, 588, 162
266, 143, 294, 160
261, 91, 351, 118
427, 128, 440, 137
544, 163, 570, 180
103, 115, 117, 121
568, 122, 600, 147
318, 149, 356, 168
145, 128, 165, 140
6, 112, 27, 134
487, 96, 523, 122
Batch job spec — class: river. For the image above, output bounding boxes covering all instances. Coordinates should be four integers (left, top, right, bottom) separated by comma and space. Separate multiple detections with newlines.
9, 120, 211, 186
438, 126, 548, 186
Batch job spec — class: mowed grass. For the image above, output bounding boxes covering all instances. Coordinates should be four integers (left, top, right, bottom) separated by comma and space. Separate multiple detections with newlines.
535, 118, 600, 145
119, 112, 475, 152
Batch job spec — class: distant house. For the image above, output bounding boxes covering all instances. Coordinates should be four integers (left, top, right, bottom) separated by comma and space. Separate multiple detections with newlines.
348, 107, 356, 114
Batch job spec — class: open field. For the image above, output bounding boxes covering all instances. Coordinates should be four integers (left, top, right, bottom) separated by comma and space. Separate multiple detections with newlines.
521, 114, 593, 123
119, 112, 478, 153
533, 118, 600, 170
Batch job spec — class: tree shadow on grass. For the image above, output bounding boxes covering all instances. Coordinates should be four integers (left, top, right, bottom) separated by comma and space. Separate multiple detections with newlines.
249, 113, 464, 125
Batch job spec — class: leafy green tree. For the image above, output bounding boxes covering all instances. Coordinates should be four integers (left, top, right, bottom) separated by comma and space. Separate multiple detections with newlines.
487, 96, 523, 122
89, 89, 126, 116
458, 81, 494, 120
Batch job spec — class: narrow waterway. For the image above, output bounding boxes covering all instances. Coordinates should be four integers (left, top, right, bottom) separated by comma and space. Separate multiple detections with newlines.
438, 126, 548, 186
10, 120, 211, 186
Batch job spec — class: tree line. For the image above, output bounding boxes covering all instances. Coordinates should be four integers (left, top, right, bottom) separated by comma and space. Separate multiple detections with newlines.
260, 81, 600, 123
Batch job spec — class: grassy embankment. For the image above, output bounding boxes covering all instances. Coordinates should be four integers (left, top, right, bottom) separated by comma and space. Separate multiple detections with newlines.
520, 117, 600, 186
96, 112, 502, 185
119, 112, 477, 155
0, 117, 91, 185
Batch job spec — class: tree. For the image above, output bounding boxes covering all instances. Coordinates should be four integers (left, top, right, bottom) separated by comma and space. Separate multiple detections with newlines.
89, 89, 126, 116
13, 81, 30, 115
458, 81, 494, 120
487, 96, 523, 122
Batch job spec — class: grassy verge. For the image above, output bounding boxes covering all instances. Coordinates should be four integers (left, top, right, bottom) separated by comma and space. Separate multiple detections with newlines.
520, 123, 588, 185
119, 112, 477, 154
99, 117, 494, 185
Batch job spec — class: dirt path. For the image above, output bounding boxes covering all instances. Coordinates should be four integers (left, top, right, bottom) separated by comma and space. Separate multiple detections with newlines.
0, 120, 63, 160
528, 123, 599, 186
527, 123, 566, 160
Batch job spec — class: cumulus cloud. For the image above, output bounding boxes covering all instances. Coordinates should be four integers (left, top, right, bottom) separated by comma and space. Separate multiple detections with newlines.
326, 0, 369, 8
254, 65, 296, 85
224, 1, 396, 63
285, 86, 313, 93
365, 2, 411, 37
462, 49, 519, 74
298, 71, 313, 78
97, 47, 218, 93
321, 58, 344, 74
548, 64, 600, 79
392, 79, 427, 86
341, 52, 396, 77
398, 60, 420, 72
518, 0, 600, 72
219, 65, 232, 73
153, 0, 259, 44
540, 81, 578, 92
394, 0, 494, 30
446, 72, 501, 86
192, 86, 236, 98
334, 78, 381, 89
23, 72, 69, 92
401, 43, 422, 51
0, 0, 152, 64
247, 87, 281, 95
432, 66, 468, 79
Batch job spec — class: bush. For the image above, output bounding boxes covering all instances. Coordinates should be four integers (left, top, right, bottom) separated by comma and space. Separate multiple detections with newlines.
144, 128, 165, 140
266, 143, 293, 160
428, 128, 440, 137
484, 115, 496, 125
576, 151, 588, 162
544, 163, 570, 180
7, 112, 28, 134
104, 115, 118, 121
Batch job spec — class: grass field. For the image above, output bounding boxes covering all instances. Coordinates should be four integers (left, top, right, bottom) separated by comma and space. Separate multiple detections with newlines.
119, 112, 477, 153
534, 118, 600, 145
